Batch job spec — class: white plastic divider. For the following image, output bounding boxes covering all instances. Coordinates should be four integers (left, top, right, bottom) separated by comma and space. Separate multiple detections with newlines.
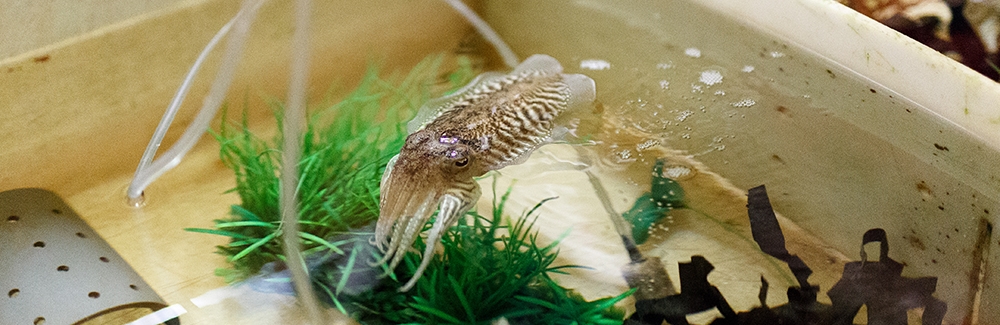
125, 305, 187, 325
692, 0, 1000, 150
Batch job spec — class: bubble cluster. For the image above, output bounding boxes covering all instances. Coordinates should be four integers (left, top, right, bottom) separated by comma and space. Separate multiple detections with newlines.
699, 70, 723, 86
661, 164, 694, 180
617, 149, 634, 162
676, 110, 694, 122
731, 98, 757, 108
636, 139, 660, 151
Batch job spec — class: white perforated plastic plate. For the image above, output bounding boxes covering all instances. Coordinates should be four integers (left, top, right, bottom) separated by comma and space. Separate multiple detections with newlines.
0, 188, 176, 325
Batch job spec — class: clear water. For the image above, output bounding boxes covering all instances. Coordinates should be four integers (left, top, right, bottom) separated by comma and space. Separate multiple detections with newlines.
33, 1, 998, 323
482, 0, 1000, 323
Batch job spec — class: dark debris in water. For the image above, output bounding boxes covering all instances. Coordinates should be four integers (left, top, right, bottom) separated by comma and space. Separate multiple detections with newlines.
243, 228, 382, 312
622, 181, 948, 325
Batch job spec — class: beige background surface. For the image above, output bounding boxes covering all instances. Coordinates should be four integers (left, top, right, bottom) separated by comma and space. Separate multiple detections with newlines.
1, 0, 190, 59
2, 0, 470, 323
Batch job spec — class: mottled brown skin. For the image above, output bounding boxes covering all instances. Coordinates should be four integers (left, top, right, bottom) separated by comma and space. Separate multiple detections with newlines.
374, 55, 595, 291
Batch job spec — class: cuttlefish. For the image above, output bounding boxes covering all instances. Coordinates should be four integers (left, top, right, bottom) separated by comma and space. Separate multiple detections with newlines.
374, 54, 597, 291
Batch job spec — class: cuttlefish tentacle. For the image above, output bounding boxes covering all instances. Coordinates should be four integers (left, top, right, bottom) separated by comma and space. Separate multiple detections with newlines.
388, 193, 436, 267
375, 54, 597, 291
398, 180, 480, 292
373, 183, 435, 267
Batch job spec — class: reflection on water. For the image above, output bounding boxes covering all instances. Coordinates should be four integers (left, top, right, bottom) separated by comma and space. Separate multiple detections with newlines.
122, 1, 1000, 324
480, 0, 1000, 324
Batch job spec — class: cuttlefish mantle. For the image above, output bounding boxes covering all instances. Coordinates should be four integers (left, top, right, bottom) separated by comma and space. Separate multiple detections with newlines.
374, 54, 597, 291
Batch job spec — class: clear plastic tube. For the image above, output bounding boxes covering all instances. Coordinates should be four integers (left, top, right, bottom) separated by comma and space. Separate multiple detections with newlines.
441, 0, 519, 69
279, 0, 328, 323
128, 17, 236, 198
126, 0, 265, 204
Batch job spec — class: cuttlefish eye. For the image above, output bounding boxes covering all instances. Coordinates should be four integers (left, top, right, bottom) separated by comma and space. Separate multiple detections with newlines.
444, 146, 471, 168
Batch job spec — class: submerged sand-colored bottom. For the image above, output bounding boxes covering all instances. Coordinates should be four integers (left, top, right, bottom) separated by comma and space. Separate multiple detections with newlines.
481, 124, 853, 320
157, 118, 858, 324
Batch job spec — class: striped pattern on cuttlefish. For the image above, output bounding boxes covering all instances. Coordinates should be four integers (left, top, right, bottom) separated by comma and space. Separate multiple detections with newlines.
374, 54, 597, 291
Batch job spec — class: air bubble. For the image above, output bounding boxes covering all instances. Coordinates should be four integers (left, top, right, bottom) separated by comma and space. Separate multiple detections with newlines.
742, 65, 755, 72
126, 192, 146, 208
684, 48, 702, 58
580, 59, 611, 70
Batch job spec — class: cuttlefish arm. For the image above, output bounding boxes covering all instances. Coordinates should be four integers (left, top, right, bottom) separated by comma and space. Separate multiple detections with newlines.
375, 54, 596, 291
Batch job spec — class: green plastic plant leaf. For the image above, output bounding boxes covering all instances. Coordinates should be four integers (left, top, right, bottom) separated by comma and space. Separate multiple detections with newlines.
623, 159, 687, 244
350, 178, 632, 325
187, 54, 631, 324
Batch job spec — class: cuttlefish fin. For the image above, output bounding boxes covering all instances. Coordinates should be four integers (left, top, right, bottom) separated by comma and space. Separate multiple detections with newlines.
512, 54, 564, 75
398, 185, 479, 292
550, 71, 599, 143
516, 55, 597, 145
562, 72, 597, 111
406, 71, 506, 134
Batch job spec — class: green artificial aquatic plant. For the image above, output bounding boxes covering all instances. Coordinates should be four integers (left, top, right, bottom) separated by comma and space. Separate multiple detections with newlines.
186, 55, 474, 281
186, 54, 632, 323
349, 181, 632, 324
